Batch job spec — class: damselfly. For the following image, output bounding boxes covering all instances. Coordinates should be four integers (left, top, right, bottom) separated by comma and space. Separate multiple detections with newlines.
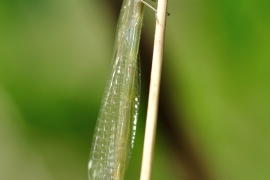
88, 0, 147, 179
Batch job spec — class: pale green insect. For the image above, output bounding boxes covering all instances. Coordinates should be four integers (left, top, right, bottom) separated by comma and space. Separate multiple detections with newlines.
88, 0, 145, 179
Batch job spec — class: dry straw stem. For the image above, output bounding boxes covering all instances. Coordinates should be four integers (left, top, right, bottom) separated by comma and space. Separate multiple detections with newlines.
140, 0, 168, 180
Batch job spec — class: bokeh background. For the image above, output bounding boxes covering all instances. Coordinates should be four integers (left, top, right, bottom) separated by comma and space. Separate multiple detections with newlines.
1, 0, 270, 179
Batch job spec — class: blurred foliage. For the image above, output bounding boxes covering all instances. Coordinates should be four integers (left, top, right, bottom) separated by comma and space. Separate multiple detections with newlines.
0, 0, 270, 179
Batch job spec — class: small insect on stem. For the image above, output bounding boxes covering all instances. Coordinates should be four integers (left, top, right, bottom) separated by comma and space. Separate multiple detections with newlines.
88, 0, 167, 179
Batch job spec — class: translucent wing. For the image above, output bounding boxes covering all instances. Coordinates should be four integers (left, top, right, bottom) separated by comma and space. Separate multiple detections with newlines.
88, 0, 144, 179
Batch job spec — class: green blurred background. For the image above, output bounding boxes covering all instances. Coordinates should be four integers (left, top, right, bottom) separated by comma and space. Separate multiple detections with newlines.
1, 0, 270, 179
